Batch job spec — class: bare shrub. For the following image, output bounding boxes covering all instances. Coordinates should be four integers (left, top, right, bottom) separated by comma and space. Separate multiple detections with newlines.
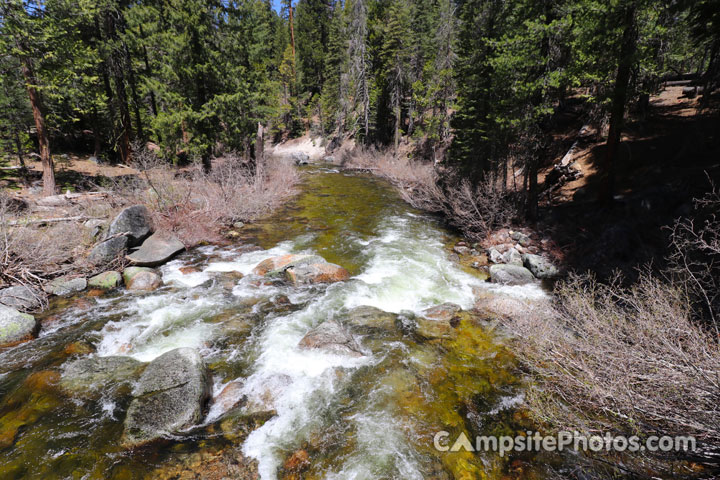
511, 273, 720, 459
343, 147, 517, 239
109, 147, 300, 247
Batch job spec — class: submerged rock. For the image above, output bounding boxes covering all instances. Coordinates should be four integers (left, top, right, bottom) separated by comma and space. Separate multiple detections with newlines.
60, 355, 145, 396
0, 305, 38, 347
123, 267, 163, 291
285, 262, 350, 285
122, 348, 211, 448
299, 320, 363, 357
127, 232, 185, 267
44, 276, 87, 297
522, 253, 559, 279
415, 303, 463, 339
345, 305, 398, 332
0, 285, 42, 312
107, 205, 153, 247
88, 271, 123, 290
88, 236, 128, 266
488, 264, 535, 286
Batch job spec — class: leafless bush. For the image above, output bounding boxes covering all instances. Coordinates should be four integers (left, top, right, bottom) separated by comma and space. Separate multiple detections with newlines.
0, 195, 92, 298
109, 147, 300, 246
511, 272, 720, 461
344, 147, 517, 239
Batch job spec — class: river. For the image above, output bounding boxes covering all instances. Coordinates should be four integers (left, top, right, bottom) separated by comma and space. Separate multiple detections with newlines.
0, 166, 549, 479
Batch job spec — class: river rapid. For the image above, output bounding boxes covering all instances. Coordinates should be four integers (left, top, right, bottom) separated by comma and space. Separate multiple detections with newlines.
0, 166, 549, 479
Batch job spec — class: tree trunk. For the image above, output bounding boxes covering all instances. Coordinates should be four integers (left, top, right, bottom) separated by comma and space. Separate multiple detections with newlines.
289, 1, 296, 80
600, 3, 637, 204
125, 43, 145, 140
20, 60, 55, 196
14, 130, 25, 168
255, 122, 265, 176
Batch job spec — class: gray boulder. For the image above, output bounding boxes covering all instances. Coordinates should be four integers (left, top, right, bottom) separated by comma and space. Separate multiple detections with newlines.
60, 355, 145, 396
127, 232, 185, 267
489, 264, 535, 286
345, 306, 398, 332
522, 253, 559, 279
509, 231, 531, 247
0, 285, 42, 311
122, 348, 211, 448
298, 321, 363, 357
88, 236, 128, 266
44, 277, 87, 296
83, 219, 106, 238
415, 303, 462, 339
487, 247, 503, 264
500, 247, 523, 266
291, 152, 310, 165
107, 205, 153, 247
0, 304, 37, 347
123, 267, 163, 291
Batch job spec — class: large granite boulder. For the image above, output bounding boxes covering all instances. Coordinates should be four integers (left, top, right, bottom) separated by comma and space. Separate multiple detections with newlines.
285, 262, 350, 285
88, 271, 123, 290
88, 236, 128, 266
488, 264, 535, 286
291, 152, 310, 165
0, 285, 42, 311
60, 355, 145, 396
123, 267, 163, 292
522, 253, 559, 279
127, 232, 185, 267
0, 304, 38, 347
107, 205, 153, 247
298, 321, 363, 357
122, 348, 211, 448
252, 254, 325, 276
44, 277, 87, 297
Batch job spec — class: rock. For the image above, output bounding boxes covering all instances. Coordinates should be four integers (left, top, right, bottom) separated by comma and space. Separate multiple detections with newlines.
60, 356, 145, 396
500, 247, 523, 266
232, 222, 245, 229
36, 195, 69, 207
323, 155, 336, 163
213, 381, 246, 414
487, 247, 503, 264
0, 305, 38, 347
0, 285, 42, 311
522, 253, 559, 279
509, 231, 531, 247
83, 219, 106, 238
123, 267, 163, 291
122, 348, 211, 448
291, 151, 310, 165
88, 236, 128, 265
44, 277, 87, 297
473, 287, 553, 321
453, 245, 471, 255
252, 254, 325, 276
127, 232, 185, 267
345, 305, 398, 332
63, 341, 95, 356
298, 321, 363, 357
283, 449, 310, 473
244, 373, 292, 416
107, 205, 153, 247
488, 264, 535, 286
88, 271, 123, 290
179, 266, 201, 275
415, 303, 462, 339
285, 262, 350, 285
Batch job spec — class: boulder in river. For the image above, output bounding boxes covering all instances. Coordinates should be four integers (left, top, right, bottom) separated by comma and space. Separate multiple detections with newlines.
488, 264, 535, 286
0, 304, 38, 347
88, 236, 128, 266
122, 347, 211, 448
88, 271, 123, 290
298, 321, 363, 357
60, 355, 146, 396
252, 254, 325, 276
345, 305, 398, 332
107, 205, 153, 247
522, 253, 559, 279
44, 276, 87, 297
415, 303, 462, 339
291, 151, 310, 165
123, 267, 163, 291
0, 285, 43, 312
127, 232, 185, 267
285, 262, 350, 285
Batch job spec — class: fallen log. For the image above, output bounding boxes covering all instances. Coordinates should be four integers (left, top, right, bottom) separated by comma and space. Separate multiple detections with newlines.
5, 215, 104, 227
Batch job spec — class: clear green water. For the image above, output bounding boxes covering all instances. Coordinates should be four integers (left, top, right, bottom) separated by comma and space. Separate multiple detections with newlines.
0, 166, 548, 479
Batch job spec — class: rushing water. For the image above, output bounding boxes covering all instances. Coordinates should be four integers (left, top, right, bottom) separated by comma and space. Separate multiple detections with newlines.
0, 167, 549, 479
